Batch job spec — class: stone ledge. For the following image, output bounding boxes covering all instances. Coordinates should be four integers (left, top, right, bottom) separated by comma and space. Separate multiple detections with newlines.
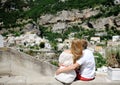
0, 73, 120, 85
0, 48, 120, 85
0, 76, 62, 85
0, 47, 58, 77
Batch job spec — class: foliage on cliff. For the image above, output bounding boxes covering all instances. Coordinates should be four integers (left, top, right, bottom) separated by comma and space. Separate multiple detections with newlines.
0, 0, 118, 28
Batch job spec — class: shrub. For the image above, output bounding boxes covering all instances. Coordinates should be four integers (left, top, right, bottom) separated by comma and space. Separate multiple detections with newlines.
51, 61, 59, 66
94, 52, 106, 68
106, 46, 120, 68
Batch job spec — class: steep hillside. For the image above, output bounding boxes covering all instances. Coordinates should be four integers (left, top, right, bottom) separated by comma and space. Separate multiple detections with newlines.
0, 0, 120, 44
0, 0, 118, 28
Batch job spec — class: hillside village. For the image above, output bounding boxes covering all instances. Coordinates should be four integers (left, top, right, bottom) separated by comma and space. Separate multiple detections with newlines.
0, 0, 120, 70
0, 30, 120, 69
1, 1, 120, 85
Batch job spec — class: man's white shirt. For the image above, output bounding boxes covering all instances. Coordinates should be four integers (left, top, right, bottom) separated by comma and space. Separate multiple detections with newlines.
77, 49, 95, 78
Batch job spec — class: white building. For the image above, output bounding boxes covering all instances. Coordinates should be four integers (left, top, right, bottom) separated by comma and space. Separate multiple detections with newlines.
60, 0, 66, 2
57, 43, 65, 51
114, 0, 120, 5
64, 39, 71, 49
112, 35, 120, 42
0, 35, 4, 47
107, 40, 120, 46
90, 37, 100, 44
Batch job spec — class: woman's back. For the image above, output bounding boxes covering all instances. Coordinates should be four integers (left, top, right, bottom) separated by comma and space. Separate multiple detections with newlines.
59, 50, 73, 66
55, 50, 76, 83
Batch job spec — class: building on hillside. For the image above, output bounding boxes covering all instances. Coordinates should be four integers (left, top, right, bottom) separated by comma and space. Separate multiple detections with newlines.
56, 38, 62, 43
95, 32, 107, 37
114, 0, 120, 5
107, 40, 120, 46
0, 35, 4, 47
60, 0, 66, 2
64, 39, 71, 49
68, 32, 77, 39
94, 46, 105, 58
112, 35, 120, 42
95, 46, 103, 52
57, 43, 65, 51
43, 43, 51, 50
90, 37, 100, 45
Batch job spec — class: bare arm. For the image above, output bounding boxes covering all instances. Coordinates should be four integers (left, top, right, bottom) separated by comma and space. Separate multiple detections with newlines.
56, 63, 80, 75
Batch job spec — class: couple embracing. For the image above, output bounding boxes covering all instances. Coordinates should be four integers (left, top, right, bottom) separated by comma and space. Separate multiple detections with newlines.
55, 39, 95, 84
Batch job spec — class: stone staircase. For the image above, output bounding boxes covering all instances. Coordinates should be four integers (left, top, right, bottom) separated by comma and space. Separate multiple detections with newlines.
0, 47, 120, 85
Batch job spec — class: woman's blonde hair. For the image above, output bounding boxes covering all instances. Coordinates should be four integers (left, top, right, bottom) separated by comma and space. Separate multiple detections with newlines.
71, 39, 83, 63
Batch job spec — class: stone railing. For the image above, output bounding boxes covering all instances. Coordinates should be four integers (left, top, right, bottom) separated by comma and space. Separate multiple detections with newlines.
0, 47, 58, 77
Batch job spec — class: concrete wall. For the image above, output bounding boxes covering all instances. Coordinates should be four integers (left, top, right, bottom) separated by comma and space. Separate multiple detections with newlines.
0, 50, 11, 75
0, 48, 58, 77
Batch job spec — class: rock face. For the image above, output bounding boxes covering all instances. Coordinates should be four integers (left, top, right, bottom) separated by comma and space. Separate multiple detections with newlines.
38, 9, 100, 32
52, 22, 66, 33
0, 48, 58, 77
38, 9, 120, 32
90, 16, 115, 30
114, 16, 120, 27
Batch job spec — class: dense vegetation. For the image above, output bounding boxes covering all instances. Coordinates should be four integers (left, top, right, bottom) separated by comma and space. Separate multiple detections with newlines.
94, 52, 106, 68
0, 0, 120, 45
0, 0, 119, 28
1, 0, 119, 68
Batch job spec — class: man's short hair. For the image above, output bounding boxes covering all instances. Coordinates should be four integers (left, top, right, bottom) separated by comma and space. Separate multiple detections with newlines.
81, 39, 88, 49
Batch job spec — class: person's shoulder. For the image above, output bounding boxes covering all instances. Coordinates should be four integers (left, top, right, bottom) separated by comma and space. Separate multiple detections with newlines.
64, 49, 70, 52
84, 49, 92, 52
83, 49, 93, 55
63, 49, 72, 54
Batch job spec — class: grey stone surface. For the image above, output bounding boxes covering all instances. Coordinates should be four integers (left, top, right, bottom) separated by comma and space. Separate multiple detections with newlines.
0, 74, 120, 85
0, 76, 63, 85
0, 47, 120, 85
71, 73, 120, 85
0, 47, 58, 77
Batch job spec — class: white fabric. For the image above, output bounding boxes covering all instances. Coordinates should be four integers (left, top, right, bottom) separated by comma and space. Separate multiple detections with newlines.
59, 52, 73, 66
55, 52, 76, 83
77, 49, 95, 78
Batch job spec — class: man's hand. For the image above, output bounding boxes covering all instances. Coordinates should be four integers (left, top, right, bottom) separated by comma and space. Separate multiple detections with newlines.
55, 63, 80, 75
